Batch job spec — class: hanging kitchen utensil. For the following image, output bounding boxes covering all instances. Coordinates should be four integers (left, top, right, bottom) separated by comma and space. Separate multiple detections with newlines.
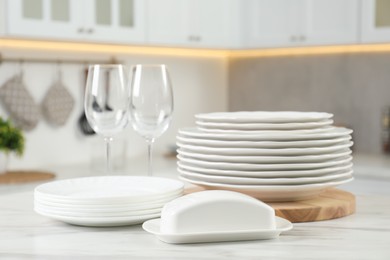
41, 63, 75, 126
78, 66, 95, 135
0, 62, 40, 131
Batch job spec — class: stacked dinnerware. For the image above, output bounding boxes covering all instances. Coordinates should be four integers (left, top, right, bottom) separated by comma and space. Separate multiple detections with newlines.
176, 111, 354, 202
34, 176, 183, 227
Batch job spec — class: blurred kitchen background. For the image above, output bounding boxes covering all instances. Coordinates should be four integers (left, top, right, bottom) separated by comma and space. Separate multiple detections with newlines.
0, 0, 389, 172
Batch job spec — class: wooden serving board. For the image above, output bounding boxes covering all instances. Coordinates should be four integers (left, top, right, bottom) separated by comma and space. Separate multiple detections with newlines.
0, 170, 55, 184
184, 187, 355, 223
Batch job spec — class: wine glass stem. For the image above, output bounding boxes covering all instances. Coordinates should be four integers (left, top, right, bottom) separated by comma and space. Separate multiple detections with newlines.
146, 139, 155, 176
104, 137, 113, 175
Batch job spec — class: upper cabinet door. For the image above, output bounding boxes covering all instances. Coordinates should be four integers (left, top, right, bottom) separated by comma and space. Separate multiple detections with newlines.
6, 0, 82, 39
301, 0, 359, 45
85, 0, 145, 44
243, 0, 301, 48
147, 0, 239, 48
361, 0, 390, 43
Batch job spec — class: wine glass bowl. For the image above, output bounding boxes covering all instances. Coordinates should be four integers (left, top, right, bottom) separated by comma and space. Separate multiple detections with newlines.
130, 64, 174, 176
84, 64, 129, 174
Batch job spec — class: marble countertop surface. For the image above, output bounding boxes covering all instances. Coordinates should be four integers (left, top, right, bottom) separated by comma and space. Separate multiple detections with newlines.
0, 156, 390, 259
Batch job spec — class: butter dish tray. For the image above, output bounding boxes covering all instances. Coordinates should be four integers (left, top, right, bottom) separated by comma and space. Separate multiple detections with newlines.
142, 216, 292, 244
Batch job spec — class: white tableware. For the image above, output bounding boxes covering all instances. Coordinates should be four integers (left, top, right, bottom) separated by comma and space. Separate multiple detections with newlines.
177, 141, 353, 156
35, 208, 161, 227
195, 111, 333, 123
196, 119, 333, 130
178, 161, 353, 178
35, 176, 184, 203
179, 127, 352, 141
177, 135, 352, 148
179, 175, 354, 201
34, 204, 162, 218
178, 155, 352, 171
143, 217, 292, 244
178, 149, 352, 164
178, 167, 353, 185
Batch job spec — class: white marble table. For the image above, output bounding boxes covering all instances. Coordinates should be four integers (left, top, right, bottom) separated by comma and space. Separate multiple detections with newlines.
0, 157, 390, 260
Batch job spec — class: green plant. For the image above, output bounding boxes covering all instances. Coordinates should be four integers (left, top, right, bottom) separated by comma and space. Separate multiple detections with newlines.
0, 118, 24, 156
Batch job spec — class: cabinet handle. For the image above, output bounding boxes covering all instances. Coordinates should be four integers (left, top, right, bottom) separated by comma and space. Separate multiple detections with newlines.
299, 35, 306, 41
86, 28, 94, 34
77, 28, 85, 33
290, 35, 297, 42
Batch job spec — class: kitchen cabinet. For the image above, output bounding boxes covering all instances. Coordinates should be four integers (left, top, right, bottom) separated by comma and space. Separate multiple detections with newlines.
4, 0, 145, 44
146, 0, 244, 49
243, 0, 359, 48
361, 0, 390, 43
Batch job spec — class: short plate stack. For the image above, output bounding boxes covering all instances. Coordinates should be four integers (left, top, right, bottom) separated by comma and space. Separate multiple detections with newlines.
34, 176, 184, 227
177, 111, 354, 202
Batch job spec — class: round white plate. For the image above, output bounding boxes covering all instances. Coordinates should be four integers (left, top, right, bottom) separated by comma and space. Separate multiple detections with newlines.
35, 176, 184, 203
177, 141, 353, 156
34, 194, 179, 211
34, 204, 162, 218
177, 161, 353, 178
177, 135, 352, 148
197, 127, 335, 134
178, 167, 353, 185
195, 111, 333, 123
142, 217, 292, 244
35, 208, 160, 227
178, 127, 352, 141
195, 119, 333, 130
179, 175, 354, 202
178, 149, 352, 163
178, 155, 353, 171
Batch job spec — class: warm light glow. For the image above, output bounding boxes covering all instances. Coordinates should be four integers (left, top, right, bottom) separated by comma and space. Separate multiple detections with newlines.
3, 38, 390, 59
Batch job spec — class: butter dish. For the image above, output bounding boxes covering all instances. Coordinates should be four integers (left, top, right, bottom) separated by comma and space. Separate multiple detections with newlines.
142, 190, 292, 244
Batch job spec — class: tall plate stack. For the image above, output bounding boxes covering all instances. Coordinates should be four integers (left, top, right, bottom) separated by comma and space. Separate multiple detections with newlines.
176, 111, 354, 202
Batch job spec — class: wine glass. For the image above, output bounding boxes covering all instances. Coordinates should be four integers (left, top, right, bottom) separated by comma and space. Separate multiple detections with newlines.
84, 64, 128, 174
129, 64, 174, 176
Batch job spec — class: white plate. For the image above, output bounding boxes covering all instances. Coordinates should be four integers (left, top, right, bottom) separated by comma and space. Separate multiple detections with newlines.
195, 111, 333, 123
177, 141, 353, 156
142, 217, 292, 244
196, 119, 333, 130
177, 135, 352, 148
179, 127, 352, 141
178, 167, 353, 185
34, 195, 179, 211
179, 175, 354, 202
35, 208, 161, 227
178, 161, 353, 178
178, 155, 353, 171
35, 176, 183, 203
197, 127, 335, 134
35, 189, 183, 206
34, 203, 162, 218
178, 149, 352, 163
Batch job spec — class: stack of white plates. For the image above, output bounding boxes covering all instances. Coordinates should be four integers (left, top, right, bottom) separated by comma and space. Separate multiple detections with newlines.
177, 111, 354, 202
34, 176, 184, 227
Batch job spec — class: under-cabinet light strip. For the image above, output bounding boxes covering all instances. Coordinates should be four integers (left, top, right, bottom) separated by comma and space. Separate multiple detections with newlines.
2, 39, 390, 59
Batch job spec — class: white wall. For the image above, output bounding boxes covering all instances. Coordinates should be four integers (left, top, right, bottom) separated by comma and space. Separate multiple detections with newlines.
0, 53, 228, 171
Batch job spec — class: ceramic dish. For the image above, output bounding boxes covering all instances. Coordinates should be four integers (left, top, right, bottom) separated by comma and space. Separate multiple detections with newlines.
178, 127, 352, 141
195, 111, 333, 123
34, 208, 161, 227
35, 176, 183, 203
178, 167, 353, 185
178, 155, 353, 171
177, 135, 352, 148
177, 149, 352, 163
142, 217, 292, 244
177, 161, 353, 178
179, 175, 354, 201
177, 141, 353, 156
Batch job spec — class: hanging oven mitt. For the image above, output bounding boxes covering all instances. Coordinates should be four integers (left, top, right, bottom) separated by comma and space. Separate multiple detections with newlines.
41, 80, 75, 126
0, 75, 40, 131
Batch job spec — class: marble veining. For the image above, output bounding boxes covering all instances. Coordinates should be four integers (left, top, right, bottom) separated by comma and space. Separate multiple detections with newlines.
0, 159, 389, 259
